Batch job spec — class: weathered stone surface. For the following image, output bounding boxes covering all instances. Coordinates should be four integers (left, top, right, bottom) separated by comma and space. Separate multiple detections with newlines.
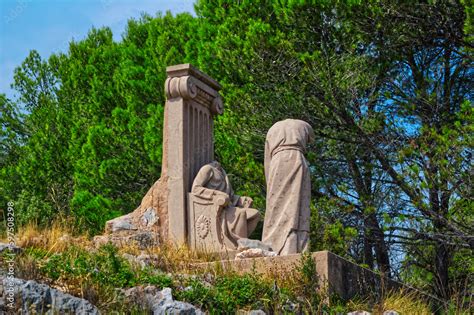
0, 243, 22, 254
58, 234, 72, 243
1, 277, 99, 314
104, 177, 168, 240
347, 312, 371, 315
106, 214, 137, 232
122, 285, 160, 308
122, 286, 203, 315
142, 207, 159, 227
237, 238, 273, 252
383, 311, 399, 315
189, 161, 260, 252
237, 310, 267, 315
122, 253, 160, 268
235, 248, 277, 260
154, 300, 203, 315
0, 299, 5, 313
94, 231, 159, 249
262, 119, 314, 255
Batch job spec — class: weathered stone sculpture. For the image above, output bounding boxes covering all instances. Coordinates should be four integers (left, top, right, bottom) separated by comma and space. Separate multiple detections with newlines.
188, 161, 260, 251
95, 64, 224, 248
262, 119, 314, 255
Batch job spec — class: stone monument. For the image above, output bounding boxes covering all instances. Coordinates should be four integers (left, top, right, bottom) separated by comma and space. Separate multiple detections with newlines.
189, 161, 260, 252
96, 64, 224, 248
262, 119, 314, 255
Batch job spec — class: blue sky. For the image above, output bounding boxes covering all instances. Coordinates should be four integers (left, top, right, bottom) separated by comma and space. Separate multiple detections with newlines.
0, 0, 195, 100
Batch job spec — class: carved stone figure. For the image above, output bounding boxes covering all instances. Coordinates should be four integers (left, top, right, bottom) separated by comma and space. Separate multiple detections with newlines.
189, 161, 260, 251
262, 119, 314, 255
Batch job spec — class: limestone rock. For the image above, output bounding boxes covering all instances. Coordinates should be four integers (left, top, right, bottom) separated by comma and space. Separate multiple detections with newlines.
122, 285, 161, 310
151, 287, 203, 315
106, 214, 138, 233
237, 310, 267, 315
136, 253, 160, 267
348, 311, 371, 315
383, 311, 399, 315
122, 253, 160, 268
58, 234, 72, 243
94, 231, 159, 249
0, 243, 22, 254
1, 277, 99, 314
94, 177, 167, 250
122, 286, 203, 315
237, 238, 273, 252
142, 207, 159, 227
107, 178, 168, 237
235, 248, 277, 260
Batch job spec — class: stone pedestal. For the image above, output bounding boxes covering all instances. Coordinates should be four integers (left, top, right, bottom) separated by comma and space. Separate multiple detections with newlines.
193, 251, 406, 301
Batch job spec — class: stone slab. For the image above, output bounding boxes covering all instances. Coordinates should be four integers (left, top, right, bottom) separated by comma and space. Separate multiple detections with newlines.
193, 251, 403, 301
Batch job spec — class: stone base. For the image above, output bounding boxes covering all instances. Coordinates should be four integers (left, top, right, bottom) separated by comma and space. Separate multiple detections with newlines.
193, 251, 403, 301
94, 176, 168, 249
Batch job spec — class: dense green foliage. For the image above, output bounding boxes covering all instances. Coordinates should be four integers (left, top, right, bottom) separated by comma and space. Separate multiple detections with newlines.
1, 0, 472, 305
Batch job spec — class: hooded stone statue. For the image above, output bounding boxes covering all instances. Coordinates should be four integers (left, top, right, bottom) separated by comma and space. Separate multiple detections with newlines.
262, 119, 314, 255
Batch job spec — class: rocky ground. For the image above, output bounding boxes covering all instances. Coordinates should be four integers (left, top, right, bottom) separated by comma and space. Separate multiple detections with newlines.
0, 238, 422, 314
0, 275, 400, 315
1, 276, 203, 314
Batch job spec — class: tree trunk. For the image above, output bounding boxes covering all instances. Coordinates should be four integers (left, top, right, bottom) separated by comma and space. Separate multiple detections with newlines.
369, 213, 391, 276
434, 235, 450, 300
363, 218, 374, 269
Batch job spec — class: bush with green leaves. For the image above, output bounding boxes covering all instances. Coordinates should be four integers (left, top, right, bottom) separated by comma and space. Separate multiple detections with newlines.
27, 244, 172, 289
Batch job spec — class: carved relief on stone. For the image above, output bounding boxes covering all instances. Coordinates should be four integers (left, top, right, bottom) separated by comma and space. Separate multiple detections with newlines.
164, 67, 223, 115
165, 76, 198, 100
196, 215, 211, 239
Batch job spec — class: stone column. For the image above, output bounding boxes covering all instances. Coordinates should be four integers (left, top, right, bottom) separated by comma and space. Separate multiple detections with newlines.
163, 64, 223, 244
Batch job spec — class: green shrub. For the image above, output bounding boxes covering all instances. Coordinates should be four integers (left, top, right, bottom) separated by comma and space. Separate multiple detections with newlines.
177, 273, 274, 314
31, 244, 171, 289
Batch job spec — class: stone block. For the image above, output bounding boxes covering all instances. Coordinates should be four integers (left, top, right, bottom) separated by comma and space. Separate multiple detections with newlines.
193, 251, 403, 301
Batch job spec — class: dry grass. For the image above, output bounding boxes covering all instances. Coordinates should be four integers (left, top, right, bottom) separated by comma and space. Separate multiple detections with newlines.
376, 290, 432, 315
10, 219, 224, 275
344, 290, 432, 314
345, 297, 372, 313
117, 241, 231, 274
5, 220, 234, 313
14, 219, 91, 253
